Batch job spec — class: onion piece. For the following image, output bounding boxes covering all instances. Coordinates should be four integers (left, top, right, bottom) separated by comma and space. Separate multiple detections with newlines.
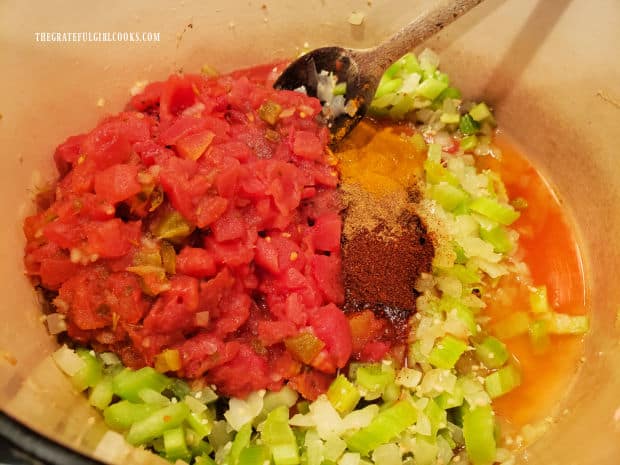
45, 313, 67, 335
52, 345, 85, 376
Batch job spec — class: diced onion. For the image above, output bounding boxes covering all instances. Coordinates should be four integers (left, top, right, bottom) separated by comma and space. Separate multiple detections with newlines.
45, 313, 67, 335
52, 345, 85, 376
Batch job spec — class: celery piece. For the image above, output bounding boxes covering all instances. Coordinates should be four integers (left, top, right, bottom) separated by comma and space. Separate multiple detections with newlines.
261, 406, 299, 465
492, 312, 530, 339
72, 349, 103, 392
138, 387, 170, 407
190, 440, 213, 457
424, 160, 460, 186
459, 114, 480, 136
440, 112, 461, 124
425, 398, 448, 436
416, 77, 449, 100
475, 336, 509, 369
230, 423, 253, 465
436, 381, 464, 409
442, 264, 481, 284
407, 133, 427, 158
459, 135, 478, 152
428, 183, 469, 212
186, 411, 213, 440
103, 400, 160, 430
389, 94, 415, 119
375, 78, 403, 99
438, 296, 478, 334
355, 363, 395, 399
384, 61, 403, 79
88, 377, 114, 410
548, 313, 589, 335
401, 53, 422, 74
469, 197, 520, 226
463, 406, 496, 465
112, 367, 171, 403
239, 445, 270, 465
469, 103, 492, 122
327, 375, 361, 415
347, 400, 417, 456
529, 286, 550, 314
333, 82, 347, 96
529, 319, 551, 354
428, 335, 467, 369
411, 435, 438, 465
480, 225, 513, 254
126, 402, 191, 445
427, 143, 442, 163
438, 86, 462, 102
484, 365, 521, 399
163, 426, 190, 461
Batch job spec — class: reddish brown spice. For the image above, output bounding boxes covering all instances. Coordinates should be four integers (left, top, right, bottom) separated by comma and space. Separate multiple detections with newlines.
342, 212, 434, 340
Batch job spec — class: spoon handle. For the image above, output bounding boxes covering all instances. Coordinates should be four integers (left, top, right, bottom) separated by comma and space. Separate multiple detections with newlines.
363, 0, 484, 76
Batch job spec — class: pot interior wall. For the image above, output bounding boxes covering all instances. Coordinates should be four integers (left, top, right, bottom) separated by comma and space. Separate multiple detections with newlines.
1, 0, 618, 463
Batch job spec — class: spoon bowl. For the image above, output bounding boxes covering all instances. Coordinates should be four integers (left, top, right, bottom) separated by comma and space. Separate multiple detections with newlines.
274, 0, 484, 144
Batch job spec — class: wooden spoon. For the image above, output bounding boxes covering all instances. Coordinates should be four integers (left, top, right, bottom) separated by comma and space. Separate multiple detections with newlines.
274, 0, 484, 143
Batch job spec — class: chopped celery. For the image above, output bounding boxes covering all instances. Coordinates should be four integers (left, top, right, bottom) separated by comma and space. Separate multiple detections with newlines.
409, 132, 427, 154
401, 53, 422, 74
529, 319, 551, 354
411, 435, 438, 465
436, 381, 464, 409
492, 311, 530, 339
126, 402, 191, 445
355, 363, 395, 399
112, 367, 171, 403
529, 286, 550, 314
346, 400, 417, 456
427, 143, 442, 163
424, 160, 460, 186
459, 135, 478, 152
428, 335, 467, 369
459, 114, 480, 136
440, 264, 480, 284
428, 182, 469, 212
469, 197, 520, 226
416, 78, 448, 100
548, 313, 589, 335
88, 377, 114, 410
469, 103, 492, 122
424, 398, 447, 436
438, 86, 462, 101
333, 82, 347, 96
440, 112, 461, 124
484, 365, 521, 399
163, 426, 190, 461
196, 455, 218, 465
138, 387, 170, 407
72, 349, 103, 392
327, 375, 361, 415
463, 406, 496, 465
186, 411, 213, 440
103, 400, 161, 430
261, 406, 299, 465
475, 336, 509, 369
229, 423, 253, 465
480, 226, 513, 254
375, 78, 403, 99
238, 445, 270, 465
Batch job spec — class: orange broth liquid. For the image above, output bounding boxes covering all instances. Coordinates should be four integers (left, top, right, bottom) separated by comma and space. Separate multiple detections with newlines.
477, 133, 587, 429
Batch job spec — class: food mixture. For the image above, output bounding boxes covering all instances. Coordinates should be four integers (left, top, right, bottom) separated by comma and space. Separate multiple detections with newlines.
23, 50, 589, 465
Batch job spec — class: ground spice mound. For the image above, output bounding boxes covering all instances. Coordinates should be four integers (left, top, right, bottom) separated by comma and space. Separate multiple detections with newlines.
335, 120, 435, 336
342, 213, 434, 324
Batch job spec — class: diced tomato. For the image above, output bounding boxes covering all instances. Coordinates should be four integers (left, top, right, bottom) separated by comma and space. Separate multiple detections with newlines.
311, 212, 342, 252
94, 164, 141, 204
130, 81, 166, 111
211, 211, 246, 242
179, 333, 240, 378
308, 303, 352, 369
85, 219, 141, 258
258, 320, 298, 346
159, 74, 197, 122
311, 254, 344, 305
39, 258, 81, 289
176, 247, 217, 279
82, 122, 133, 169
288, 369, 333, 401
54, 134, 86, 176
293, 130, 324, 161
194, 196, 228, 228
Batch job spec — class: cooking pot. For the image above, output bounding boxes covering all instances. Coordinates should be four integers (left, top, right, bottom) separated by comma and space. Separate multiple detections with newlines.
1, 0, 619, 464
